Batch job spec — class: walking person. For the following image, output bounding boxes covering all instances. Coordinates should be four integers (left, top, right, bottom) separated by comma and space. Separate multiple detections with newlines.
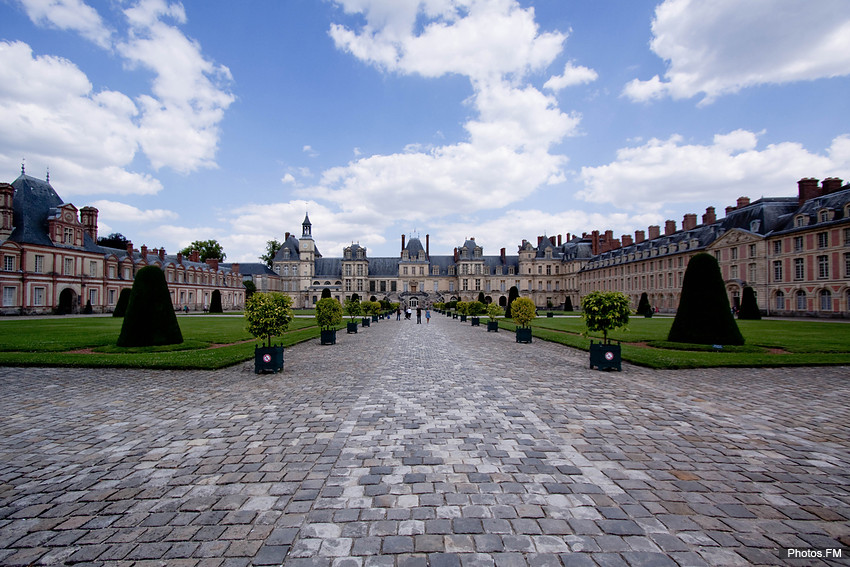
425, 308, 431, 324
396, 307, 401, 320
416, 306, 422, 324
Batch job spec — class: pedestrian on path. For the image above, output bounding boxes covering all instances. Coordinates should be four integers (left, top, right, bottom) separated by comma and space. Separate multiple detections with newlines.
396, 307, 401, 320
425, 309, 431, 324
416, 307, 422, 324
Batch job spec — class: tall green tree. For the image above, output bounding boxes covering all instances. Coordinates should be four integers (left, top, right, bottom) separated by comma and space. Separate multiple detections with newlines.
97, 232, 130, 249
260, 239, 283, 269
668, 253, 744, 345
180, 239, 226, 262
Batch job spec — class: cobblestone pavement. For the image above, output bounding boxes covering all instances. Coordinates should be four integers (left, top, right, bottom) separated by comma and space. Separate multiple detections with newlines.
1, 315, 849, 567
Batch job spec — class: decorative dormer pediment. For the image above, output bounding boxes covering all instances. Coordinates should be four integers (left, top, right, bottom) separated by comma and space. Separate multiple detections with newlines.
707, 228, 763, 249
47, 203, 85, 247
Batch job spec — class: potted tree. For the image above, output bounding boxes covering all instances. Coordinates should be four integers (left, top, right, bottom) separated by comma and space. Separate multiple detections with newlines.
316, 297, 343, 345
468, 300, 485, 326
344, 297, 361, 333
546, 299, 554, 317
511, 297, 536, 343
245, 292, 293, 373
457, 301, 469, 322
581, 291, 630, 371
486, 303, 503, 332
365, 300, 381, 322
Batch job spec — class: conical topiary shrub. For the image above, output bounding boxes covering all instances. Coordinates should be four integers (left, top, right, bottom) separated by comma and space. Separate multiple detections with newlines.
117, 266, 183, 347
113, 288, 131, 317
209, 289, 223, 313
636, 292, 652, 316
668, 253, 744, 345
737, 286, 761, 320
564, 296, 573, 312
504, 286, 519, 318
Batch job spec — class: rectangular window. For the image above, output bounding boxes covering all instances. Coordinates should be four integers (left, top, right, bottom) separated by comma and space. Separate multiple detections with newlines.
775, 293, 784, 311
356, 280, 363, 292
730, 265, 738, 279
89, 289, 97, 305
462, 279, 468, 291
474, 279, 481, 291
109, 289, 116, 304
818, 255, 829, 279
818, 232, 829, 248
844, 227, 850, 246
794, 236, 804, 252
419, 267, 424, 275
390, 281, 397, 292
773, 241, 782, 255
546, 265, 551, 275
380, 280, 386, 292
33, 287, 45, 306
356, 264, 363, 276
794, 258, 804, 280
730, 247, 738, 260
292, 266, 297, 276
64, 258, 74, 275
89, 261, 97, 276
749, 244, 756, 258
500, 280, 506, 292
369, 280, 375, 292
109, 265, 116, 278
345, 280, 351, 291
748, 263, 757, 283
3, 255, 14, 271
3, 286, 15, 306
845, 253, 850, 278
403, 267, 408, 275
63, 227, 73, 244
34, 255, 44, 274
344, 265, 351, 276
449, 282, 454, 292
773, 260, 783, 282
434, 281, 438, 292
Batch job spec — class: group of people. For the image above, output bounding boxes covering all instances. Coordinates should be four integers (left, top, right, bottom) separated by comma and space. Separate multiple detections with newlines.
396, 306, 431, 324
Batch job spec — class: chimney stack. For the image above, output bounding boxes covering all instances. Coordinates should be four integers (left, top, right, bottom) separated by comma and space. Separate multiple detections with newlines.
822, 177, 843, 194
798, 178, 820, 205
158, 247, 165, 261
550, 236, 556, 246
426, 234, 430, 259
682, 214, 697, 231
177, 252, 183, 264
635, 230, 645, 244
591, 230, 600, 255
285, 231, 290, 241
80, 206, 98, 241
140, 245, 148, 259
537, 236, 543, 246
401, 234, 406, 252
621, 234, 633, 247
126, 241, 134, 256
736, 196, 751, 208
703, 206, 716, 225
566, 233, 571, 242
500, 247, 506, 263
191, 249, 200, 263
557, 234, 562, 246
205, 258, 219, 272
231, 263, 240, 274
725, 205, 735, 216
665, 220, 676, 235
648, 225, 660, 240
454, 247, 459, 263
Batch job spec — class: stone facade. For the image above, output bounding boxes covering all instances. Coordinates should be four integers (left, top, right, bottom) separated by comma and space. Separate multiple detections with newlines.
0, 173, 245, 315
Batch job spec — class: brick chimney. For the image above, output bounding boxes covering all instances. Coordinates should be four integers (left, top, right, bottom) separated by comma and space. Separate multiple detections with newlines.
177, 252, 183, 264
798, 178, 820, 205
537, 236, 543, 246
285, 231, 290, 241
703, 207, 716, 225
622, 234, 633, 247
648, 225, 660, 240
550, 236, 556, 246
0, 183, 14, 239
635, 230, 645, 244
140, 245, 148, 259
453, 247, 459, 263
500, 247, 506, 263
126, 241, 134, 256
231, 263, 240, 274
725, 205, 736, 216
191, 249, 200, 263
158, 248, 166, 261
401, 234, 406, 252
426, 234, 430, 259
682, 213, 697, 231
665, 220, 676, 235
205, 258, 219, 271
823, 177, 843, 194
591, 230, 600, 255
80, 206, 98, 241
557, 234, 562, 246
736, 196, 750, 208
566, 233, 571, 242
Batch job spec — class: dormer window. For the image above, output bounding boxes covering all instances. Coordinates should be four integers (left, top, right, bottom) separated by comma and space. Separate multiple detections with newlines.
344, 250, 351, 259
795, 215, 807, 228
818, 209, 832, 223
750, 220, 761, 232
283, 248, 290, 259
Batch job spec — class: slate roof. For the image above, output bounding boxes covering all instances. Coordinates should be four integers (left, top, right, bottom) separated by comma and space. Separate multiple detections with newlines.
272, 234, 301, 261
368, 257, 400, 277
221, 262, 275, 276
315, 257, 342, 278
404, 237, 426, 258
771, 185, 850, 235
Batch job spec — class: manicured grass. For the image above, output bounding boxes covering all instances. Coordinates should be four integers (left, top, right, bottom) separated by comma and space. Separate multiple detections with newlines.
498, 316, 850, 368
0, 316, 326, 369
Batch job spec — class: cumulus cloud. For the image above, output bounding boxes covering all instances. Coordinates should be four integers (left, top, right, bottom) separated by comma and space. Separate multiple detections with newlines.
90, 199, 178, 222
578, 131, 850, 209
624, 0, 850, 104
17, 0, 112, 48
544, 60, 598, 91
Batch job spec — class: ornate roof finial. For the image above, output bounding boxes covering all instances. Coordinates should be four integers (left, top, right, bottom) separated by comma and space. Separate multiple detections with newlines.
21, 158, 25, 175
46, 167, 49, 183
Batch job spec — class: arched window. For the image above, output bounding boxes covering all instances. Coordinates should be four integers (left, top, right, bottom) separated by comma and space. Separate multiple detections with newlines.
819, 289, 832, 311
774, 290, 784, 311
796, 290, 806, 311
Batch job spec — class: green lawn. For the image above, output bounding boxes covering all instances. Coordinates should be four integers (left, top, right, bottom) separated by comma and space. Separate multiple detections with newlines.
0, 316, 330, 370
498, 315, 850, 368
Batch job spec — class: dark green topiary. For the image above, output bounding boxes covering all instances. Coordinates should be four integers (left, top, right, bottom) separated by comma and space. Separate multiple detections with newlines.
636, 292, 652, 316
737, 286, 761, 320
321, 287, 332, 299
117, 266, 183, 347
668, 253, 744, 345
243, 280, 256, 300
209, 289, 223, 313
564, 296, 574, 311
504, 286, 519, 319
113, 288, 131, 317
477, 291, 486, 303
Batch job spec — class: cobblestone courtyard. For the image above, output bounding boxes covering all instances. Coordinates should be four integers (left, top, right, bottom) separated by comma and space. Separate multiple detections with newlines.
0, 315, 848, 566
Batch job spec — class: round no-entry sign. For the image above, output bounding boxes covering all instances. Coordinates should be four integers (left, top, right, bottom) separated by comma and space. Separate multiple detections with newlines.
262, 354, 272, 363
604, 351, 614, 361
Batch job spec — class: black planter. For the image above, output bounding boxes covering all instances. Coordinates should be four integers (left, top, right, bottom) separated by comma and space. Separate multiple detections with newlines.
320, 329, 337, 345
447, 312, 452, 317
362, 317, 371, 327
546, 311, 554, 318
372, 315, 378, 322
470, 317, 480, 326
460, 314, 467, 322
347, 322, 358, 334
487, 321, 499, 332
452, 313, 458, 319
516, 327, 532, 343
589, 341, 621, 371
254, 345, 283, 374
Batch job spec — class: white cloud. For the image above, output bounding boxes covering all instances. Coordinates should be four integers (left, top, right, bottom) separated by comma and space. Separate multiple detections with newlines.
544, 61, 598, 91
624, 0, 850, 104
90, 199, 178, 222
17, 0, 112, 48
302, 145, 319, 157
281, 173, 296, 185
578, 131, 850, 209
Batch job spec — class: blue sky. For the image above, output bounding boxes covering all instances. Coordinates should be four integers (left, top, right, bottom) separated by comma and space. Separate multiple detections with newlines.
2, 0, 849, 262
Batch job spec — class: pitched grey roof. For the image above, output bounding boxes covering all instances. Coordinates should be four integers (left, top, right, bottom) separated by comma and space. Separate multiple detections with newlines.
368, 257, 399, 276
10, 174, 64, 246
315, 257, 342, 277
221, 262, 275, 276
405, 237, 425, 258
272, 235, 301, 261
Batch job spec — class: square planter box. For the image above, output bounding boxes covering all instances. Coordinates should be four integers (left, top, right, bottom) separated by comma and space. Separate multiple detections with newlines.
361, 318, 371, 327
589, 341, 621, 371
460, 315, 467, 322
452, 313, 458, 319
320, 329, 337, 345
547, 311, 554, 318
470, 317, 480, 326
515, 327, 532, 343
254, 345, 283, 374
487, 321, 499, 332
347, 322, 358, 334
372, 315, 378, 322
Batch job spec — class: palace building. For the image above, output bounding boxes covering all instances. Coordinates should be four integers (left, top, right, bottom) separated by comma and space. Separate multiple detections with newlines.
0, 171, 244, 315
245, 177, 849, 317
